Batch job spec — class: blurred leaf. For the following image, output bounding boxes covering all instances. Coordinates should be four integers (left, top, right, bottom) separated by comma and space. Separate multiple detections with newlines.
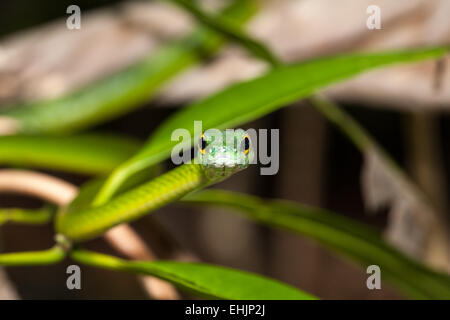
0, 207, 54, 226
310, 95, 450, 265
71, 248, 315, 300
95, 47, 449, 205
0, 133, 141, 175
182, 189, 450, 299
166, 0, 279, 66
128, 261, 314, 300
0, 0, 258, 134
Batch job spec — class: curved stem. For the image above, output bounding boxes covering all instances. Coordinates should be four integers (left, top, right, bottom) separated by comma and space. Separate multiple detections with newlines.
70, 247, 125, 270
0, 207, 54, 226
0, 170, 78, 206
0, 245, 66, 266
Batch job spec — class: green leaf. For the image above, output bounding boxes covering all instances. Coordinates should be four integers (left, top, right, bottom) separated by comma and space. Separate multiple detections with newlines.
70, 248, 315, 300
95, 47, 448, 204
182, 189, 450, 299
129, 261, 315, 300
166, 0, 280, 66
0, 133, 141, 175
0, 0, 258, 134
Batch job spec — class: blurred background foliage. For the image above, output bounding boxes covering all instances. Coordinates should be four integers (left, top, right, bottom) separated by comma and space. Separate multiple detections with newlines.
0, 0, 449, 299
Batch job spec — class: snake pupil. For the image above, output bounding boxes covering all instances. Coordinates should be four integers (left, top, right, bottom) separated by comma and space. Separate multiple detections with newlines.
199, 135, 207, 154
243, 136, 250, 155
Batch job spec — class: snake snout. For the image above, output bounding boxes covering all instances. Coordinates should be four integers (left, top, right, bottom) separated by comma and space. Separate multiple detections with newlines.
212, 156, 237, 168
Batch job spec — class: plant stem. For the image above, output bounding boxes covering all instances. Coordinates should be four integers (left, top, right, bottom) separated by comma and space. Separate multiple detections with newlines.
70, 247, 126, 271
0, 207, 54, 226
0, 245, 66, 266
308, 95, 373, 151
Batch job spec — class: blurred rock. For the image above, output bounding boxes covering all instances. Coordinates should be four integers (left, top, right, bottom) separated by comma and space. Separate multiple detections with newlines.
0, 0, 448, 110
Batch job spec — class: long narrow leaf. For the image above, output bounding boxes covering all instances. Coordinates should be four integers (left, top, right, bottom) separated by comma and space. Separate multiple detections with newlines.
182, 189, 450, 299
166, 0, 280, 66
0, 133, 141, 175
70, 248, 315, 300
95, 47, 448, 204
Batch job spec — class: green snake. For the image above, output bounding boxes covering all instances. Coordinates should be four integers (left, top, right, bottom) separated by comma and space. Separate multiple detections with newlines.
56, 129, 253, 242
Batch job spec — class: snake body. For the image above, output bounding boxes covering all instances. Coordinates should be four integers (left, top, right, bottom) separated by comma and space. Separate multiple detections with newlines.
56, 129, 253, 242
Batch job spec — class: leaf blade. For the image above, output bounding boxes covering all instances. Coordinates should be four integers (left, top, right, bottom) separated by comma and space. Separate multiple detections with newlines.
166, 0, 280, 66
129, 261, 316, 300
70, 248, 315, 300
182, 189, 450, 299
0, 133, 141, 175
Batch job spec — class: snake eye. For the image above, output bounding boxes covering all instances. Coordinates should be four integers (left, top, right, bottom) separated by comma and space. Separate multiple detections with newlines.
199, 134, 207, 154
242, 135, 250, 155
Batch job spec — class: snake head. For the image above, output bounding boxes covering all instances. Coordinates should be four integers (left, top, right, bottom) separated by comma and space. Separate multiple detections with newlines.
197, 129, 254, 180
